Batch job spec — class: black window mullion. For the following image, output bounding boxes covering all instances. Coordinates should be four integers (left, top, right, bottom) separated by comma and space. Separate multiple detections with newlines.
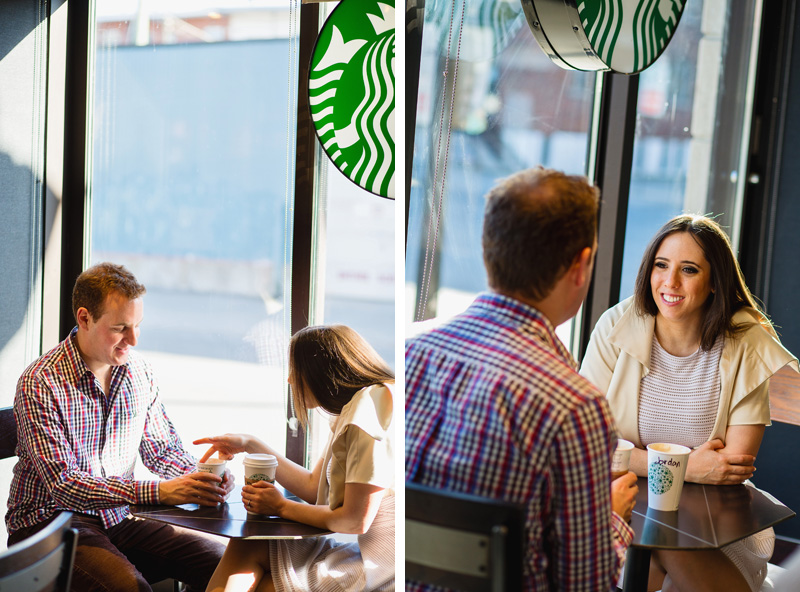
578, 72, 639, 360
286, 1, 321, 468
59, 0, 94, 341
405, 0, 425, 252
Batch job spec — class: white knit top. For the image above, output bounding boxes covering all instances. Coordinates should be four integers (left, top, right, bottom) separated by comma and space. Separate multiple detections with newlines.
638, 335, 724, 448
637, 334, 774, 591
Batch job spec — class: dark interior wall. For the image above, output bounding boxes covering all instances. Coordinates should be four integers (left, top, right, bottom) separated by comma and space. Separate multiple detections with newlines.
746, 1, 800, 541
764, 11, 800, 356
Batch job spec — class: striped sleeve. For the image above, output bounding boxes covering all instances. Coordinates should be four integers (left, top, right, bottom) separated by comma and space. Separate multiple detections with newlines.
134, 366, 197, 478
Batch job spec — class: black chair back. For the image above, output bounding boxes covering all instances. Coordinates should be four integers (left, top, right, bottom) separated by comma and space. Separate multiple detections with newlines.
0, 512, 77, 592
0, 407, 17, 459
405, 481, 525, 592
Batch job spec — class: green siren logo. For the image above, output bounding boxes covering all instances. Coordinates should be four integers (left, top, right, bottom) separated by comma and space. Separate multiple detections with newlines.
309, 0, 395, 199
580, 0, 685, 72
522, 0, 685, 73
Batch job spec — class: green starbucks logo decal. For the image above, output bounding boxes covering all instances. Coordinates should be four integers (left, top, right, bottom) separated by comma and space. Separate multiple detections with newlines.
249, 473, 274, 483
648, 463, 674, 495
579, 0, 685, 72
522, 0, 685, 73
309, 0, 395, 199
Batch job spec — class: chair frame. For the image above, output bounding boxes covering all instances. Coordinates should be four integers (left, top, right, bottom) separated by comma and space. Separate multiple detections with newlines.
0, 406, 17, 460
405, 481, 524, 592
0, 511, 77, 592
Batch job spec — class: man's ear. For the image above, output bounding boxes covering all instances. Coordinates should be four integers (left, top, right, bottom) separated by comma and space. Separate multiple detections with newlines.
75, 307, 92, 330
572, 246, 594, 287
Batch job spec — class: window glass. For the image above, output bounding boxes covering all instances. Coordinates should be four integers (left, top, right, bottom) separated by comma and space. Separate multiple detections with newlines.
0, 1, 48, 546
91, 1, 300, 475
405, 0, 596, 345
319, 166, 395, 368
308, 162, 395, 460
619, 0, 761, 299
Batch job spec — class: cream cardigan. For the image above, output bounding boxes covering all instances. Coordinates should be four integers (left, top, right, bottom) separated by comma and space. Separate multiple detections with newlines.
316, 383, 394, 510
580, 297, 799, 447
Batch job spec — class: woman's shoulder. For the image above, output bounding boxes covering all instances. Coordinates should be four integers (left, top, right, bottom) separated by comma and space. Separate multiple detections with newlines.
727, 308, 799, 370
338, 383, 393, 439
732, 307, 775, 334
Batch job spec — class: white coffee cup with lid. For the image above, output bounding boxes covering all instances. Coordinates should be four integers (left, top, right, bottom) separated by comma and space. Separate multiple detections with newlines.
243, 453, 279, 515
196, 458, 227, 477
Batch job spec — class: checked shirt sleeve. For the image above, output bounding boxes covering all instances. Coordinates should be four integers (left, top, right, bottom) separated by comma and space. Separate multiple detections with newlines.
136, 373, 197, 480
546, 394, 631, 591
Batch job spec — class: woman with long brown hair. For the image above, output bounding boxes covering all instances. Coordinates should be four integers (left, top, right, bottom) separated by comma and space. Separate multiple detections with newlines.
581, 215, 798, 591
196, 324, 395, 592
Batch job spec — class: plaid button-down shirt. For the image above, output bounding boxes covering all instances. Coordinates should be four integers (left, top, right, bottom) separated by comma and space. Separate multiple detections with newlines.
7, 328, 196, 534
405, 293, 633, 591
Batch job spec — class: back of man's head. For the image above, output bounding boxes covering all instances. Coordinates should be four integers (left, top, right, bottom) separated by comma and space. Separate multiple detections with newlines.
72, 262, 146, 322
482, 167, 599, 301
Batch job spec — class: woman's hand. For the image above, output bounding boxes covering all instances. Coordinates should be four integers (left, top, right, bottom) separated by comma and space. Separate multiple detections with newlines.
242, 481, 286, 517
192, 433, 259, 462
686, 439, 756, 484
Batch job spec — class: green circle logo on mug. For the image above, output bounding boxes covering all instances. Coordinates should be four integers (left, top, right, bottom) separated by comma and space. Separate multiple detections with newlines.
309, 0, 395, 199
521, 0, 686, 73
648, 462, 675, 495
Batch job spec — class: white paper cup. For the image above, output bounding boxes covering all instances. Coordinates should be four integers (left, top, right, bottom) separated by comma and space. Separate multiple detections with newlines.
647, 443, 691, 511
243, 453, 279, 516
196, 458, 226, 477
612, 439, 635, 480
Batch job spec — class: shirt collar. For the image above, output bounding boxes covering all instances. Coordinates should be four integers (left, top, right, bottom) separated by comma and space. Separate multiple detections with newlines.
470, 292, 577, 369
63, 326, 129, 384
606, 298, 655, 369
64, 326, 94, 379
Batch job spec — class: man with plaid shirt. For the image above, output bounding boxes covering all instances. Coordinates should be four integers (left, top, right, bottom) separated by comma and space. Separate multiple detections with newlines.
7, 262, 234, 591
406, 168, 638, 591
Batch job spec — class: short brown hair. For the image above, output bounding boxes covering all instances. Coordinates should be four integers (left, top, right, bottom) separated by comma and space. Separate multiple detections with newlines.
289, 325, 394, 426
72, 262, 146, 322
633, 215, 763, 350
482, 167, 600, 300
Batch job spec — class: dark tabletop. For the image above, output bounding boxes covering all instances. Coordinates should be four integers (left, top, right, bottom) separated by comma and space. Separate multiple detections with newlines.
630, 476, 795, 549
623, 477, 795, 592
130, 486, 332, 540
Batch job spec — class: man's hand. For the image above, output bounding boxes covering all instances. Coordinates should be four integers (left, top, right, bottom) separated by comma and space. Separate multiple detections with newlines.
220, 467, 235, 497
611, 471, 638, 522
686, 439, 755, 485
158, 472, 228, 506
